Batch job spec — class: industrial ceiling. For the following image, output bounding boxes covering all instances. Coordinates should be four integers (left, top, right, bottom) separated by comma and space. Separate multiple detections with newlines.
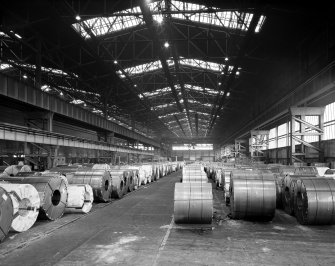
0, 1, 333, 144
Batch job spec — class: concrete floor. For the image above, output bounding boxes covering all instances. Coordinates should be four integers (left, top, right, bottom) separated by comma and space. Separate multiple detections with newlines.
1, 170, 335, 266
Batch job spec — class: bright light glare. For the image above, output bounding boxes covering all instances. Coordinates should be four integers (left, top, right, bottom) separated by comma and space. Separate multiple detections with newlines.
164, 42, 169, 48
75, 15, 81, 21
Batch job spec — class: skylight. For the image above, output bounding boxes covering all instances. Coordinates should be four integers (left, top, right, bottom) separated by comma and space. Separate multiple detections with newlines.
139, 87, 172, 98
150, 103, 176, 110
180, 58, 233, 73
158, 110, 219, 119
169, 1, 265, 33
72, 1, 266, 38
184, 84, 220, 95
121, 58, 231, 78
138, 84, 220, 99
0, 60, 72, 77
188, 99, 214, 108
71, 99, 85, 105
72, 6, 144, 39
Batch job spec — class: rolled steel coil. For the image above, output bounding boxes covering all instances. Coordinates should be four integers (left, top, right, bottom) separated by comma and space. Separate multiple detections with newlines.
174, 183, 213, 224
0, 175, 68, 220
182, 170, 207, 183
223, 170, 232, 205
0, 187, 14, 242
140, 165, 153, 183
295, 178, 335, 225
230, 170, 276, 220
71, 170, 111, 202
214, 169, 223, 188
279, 166, 296, 177
120, 170, 134, 192
65, 184, 94, 214
273, 174, 284, 209
108, 170, 125, 198
282, 174, 317, 215
294, 166, 317, 175
123, 166, 146, 187
0, 183, 40, 232
16, 171, 41, 177
91, 164, 111, 170
152, 165, 159, 181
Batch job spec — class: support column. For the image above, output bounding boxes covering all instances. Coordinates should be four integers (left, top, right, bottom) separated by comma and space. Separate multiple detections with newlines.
46, 112, 54, 132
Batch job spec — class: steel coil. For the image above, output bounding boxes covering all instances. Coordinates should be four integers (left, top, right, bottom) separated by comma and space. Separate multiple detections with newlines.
0, 183, 40, 232
230, 170, 276, 220
294, 166, 317, 175
108, 170, 125, 199
174, 183, 213, 224
282, 174, 317, 215
295, 178, 335, 225
91, 164, 111, 170
71, 170, 111, 202
65, 184, 94, 214
0, 187, 13, 242
0, 175, 68, 220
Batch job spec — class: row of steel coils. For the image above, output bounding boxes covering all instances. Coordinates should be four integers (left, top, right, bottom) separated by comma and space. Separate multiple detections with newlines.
278, 167, 335, 225
174, 164, 213, 224
0, 162, 184, 242
205, 163, 335, 225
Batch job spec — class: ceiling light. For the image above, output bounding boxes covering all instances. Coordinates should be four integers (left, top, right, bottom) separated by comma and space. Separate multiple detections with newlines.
156, 16, 163, 24
227, 92, 230, 97
225, 57, 229, 61
60, 92, 64, 96
164, 42, 169, 48
22, 74, 27, 79
14, 33, 22, 39
113, 60, 118, 64
134, 84, 137, 87
218, 82, 221, 85
75, 15, 81, 21
236, 71, 240, 75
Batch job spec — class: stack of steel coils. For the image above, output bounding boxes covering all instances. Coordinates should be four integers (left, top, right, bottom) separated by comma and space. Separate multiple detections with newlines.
108, 169, 126, 198
222, 168, 235, 205
0, 175, 68, 220
174, 164, 212, 224
71, 170, 111, 202
174, 183, 212, 224
230, 170, 276, 221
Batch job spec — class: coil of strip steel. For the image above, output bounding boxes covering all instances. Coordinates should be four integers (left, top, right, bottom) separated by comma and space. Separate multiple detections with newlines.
282, 174, 316, 215
230, 170, 276, 220
0, 175, 68, 220
294, 166, 318, 176
0, 183, 40, 232
108, 170, 125, 198
0, 187, 13, 241
71, 170, 111, 202
223, 169, 234, 205
174, 182, 213, 224
65, 184, 94, 214
295, 177, 335, 225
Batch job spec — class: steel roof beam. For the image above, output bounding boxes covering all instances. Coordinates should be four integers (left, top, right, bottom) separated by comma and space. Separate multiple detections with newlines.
207, 11, 262, 136
139, 1, 183, 113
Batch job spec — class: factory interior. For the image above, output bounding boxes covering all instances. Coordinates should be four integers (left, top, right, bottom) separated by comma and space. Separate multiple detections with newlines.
0, 1, 335, 265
